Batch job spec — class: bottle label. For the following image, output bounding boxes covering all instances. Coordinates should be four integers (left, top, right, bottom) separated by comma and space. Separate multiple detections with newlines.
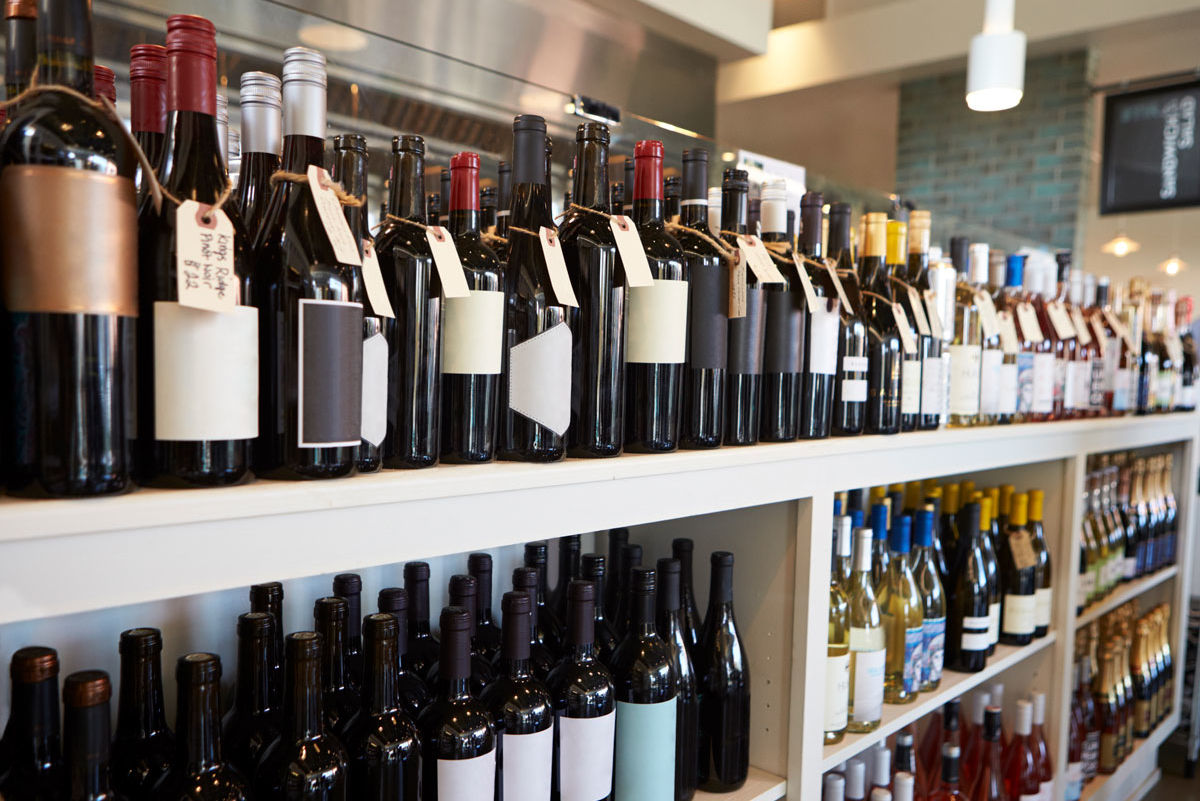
824, 652, 851, 732
1002, 593, 1036, 635
1083, 731, 1100, 779
921, 352, 944, 416
947, 344, 983, 414
960, 615, 991, 652
1065, 360, 1086, 409
438, 749, 498, 801
988, 602, 1001, 645
443, 289, 505, 375
614, 699, 676, 800
558, 712, 615, 801
1064, 761, 1084, 801
1020, 794, 1041, 801
501, 724, 553, 801
763, 286, 805, 373
1136, 699, 1151, 733
1079, 570, 1095, 607
1124, 555, 1137, 580
1032, 352, 1055, 412
1113, 367, 1132, 410
980, 347, 1004, 414
841, 378, 868, 403
808, 301, 840, 375
626, 279, 689, 364
923, 616, 946, 684
688, 256, 729, 370
901, 358, 922, 414
508, 320, 572, 435
1054, 357, 1068, 404
1040, 780, 1054, 801
998, 362, 1019, 414
903, 625, 924, 692
359, 239, 396, 318
361, 329, 387, 446
728, 286, 766, 375
174, 201, 237, 313
1034, 587, 1052, 628
297, 298, 364, 447
1089, 357, 1106, 408
849, 644, 885, 723
153, 301, 258, 440
1016, 352, 1035, 413
1099, 733, 1117, 773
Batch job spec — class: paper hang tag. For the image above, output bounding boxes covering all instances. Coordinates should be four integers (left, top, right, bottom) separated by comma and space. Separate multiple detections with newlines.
175, 200, 237, 312
902, 283, 931, 336
737, 235, 786, 284
1102, 309, 1136, 351
729, 250, 748, 319
1069, 306, 1092, 346
539, 226, 579, 308
609, 215, 655, 288
923, 288, 944, 339
359, 239, 395, 318
975, 290, 1000, 339
1095, 325, 1108, 357
1047, 301, 1076, 339
824, 259, 853, 311
892, 302, 918, 354
306, 165, 362, 267
791, 254, 819, 309
997, 310, 1020, 355
425, 226, 471, 299
1008, 529, 1039, 571
1016, 302, 1045, 343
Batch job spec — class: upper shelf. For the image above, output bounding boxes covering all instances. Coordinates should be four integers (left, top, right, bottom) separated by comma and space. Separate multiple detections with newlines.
0, 413, 1193, 625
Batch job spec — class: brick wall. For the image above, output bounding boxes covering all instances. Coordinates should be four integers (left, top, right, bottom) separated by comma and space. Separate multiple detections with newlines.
895, 50, 1093, 249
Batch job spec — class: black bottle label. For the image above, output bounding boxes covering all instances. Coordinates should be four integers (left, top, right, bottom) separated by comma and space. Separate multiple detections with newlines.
298, 298, 364, 446
687, 257, 728, 370
728, 287, 765, 375
763, 288, 803, 374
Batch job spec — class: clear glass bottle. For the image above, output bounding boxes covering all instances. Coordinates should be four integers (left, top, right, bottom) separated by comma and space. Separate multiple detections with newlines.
847, 527, 886, 733
912, 508, 947, 692
827, 524, 852, 744
967, 244, 1003, 426
947, 240, 984, 427
878, 516, 924, 704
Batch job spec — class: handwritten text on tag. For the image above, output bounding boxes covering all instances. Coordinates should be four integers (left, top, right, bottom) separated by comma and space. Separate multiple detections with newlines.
539, 227, 579, 308
359, 240, 394, 318
736, 236, 786, 284
425, 226, 471, 299
609, 216, 654, 287
306, 165, 363, 267
729, 251, 747, 319
176, 200, 236, 312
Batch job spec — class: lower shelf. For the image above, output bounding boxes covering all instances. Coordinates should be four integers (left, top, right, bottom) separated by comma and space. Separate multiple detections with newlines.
695, 767, 786, 801
1077, 566, 1179, 626
1080, 713, 1179, 801
821, 633, 1058, 770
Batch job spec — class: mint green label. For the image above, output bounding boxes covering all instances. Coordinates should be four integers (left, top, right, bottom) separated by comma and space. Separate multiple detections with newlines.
614, 699, 676, 800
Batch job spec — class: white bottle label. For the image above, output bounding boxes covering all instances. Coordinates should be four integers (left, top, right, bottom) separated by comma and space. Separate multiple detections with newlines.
359, 239, 395, 318
948, 344, 982, 414
921, 353, 944, 416
508, 321, 572, 435
1032, 352, 1055, 412
437, 749, 497, 801
1065, 360, 1086, 409
625, 279, 689, 364
979, 348, 1004, 414
614, 699, 675, 800
988, 602, 1001, 645
1002, 593, 1037, 635
824, 652, 851, 732
849, 627, 885, 723
501, 725, 553, 801
443, 289, 505, 375
1040, 779, 1055, 801
361, 331, 387, 446
153, 302, 258, 441
1065, 761, 1084, 801
539, 227, 579, 307
961, 616, 991, 652
1113, 367, 1132, 410
843, 355, 870, 372
558, 713, 615, 801
1035, 587, 1052, 628
998, 362, 1018, 414
901, 358, 921, 414
1124, 555, 1137, 580
1079, 571, 1095, 608
809, 303, 840, 375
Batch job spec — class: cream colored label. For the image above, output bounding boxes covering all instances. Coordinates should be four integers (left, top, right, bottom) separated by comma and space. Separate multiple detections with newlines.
425, 226, 471, 299
906, 284, 931, 335
893, 302, 918, 353
998, 311, 1020, 354
1047, 301, 1076, 339
443, 289, 505, 375
976, 290, 1000, 338
1002, 593, 1036, 635
824, 652, 850, 732
1017, 302, 1045, 342
737, 235, 786, 284
307, 165, 362, 266
902, 358, 921, 413
1070, 306, 1092, 345
626, 279, 688, 364
924, 289, 945, 339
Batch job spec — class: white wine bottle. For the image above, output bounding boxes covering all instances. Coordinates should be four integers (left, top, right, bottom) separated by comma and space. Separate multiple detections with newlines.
878, 516, 924, 704
848, 526, 885, 733
911, 507, 946, 691
826, 547, 851, 744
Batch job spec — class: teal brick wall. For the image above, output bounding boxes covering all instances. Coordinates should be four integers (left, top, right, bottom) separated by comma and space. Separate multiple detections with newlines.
895, 51, 1092, 249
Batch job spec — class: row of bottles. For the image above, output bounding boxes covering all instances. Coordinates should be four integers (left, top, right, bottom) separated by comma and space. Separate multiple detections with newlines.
1078, 451, 1179, 613
0, 534, 750, 800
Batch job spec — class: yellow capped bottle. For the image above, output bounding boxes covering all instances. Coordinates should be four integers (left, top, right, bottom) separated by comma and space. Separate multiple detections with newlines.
1028, 489, 1052, 639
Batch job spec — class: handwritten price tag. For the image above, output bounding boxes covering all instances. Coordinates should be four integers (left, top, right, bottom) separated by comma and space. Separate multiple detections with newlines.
1017, 302, 1045, 343
729, 250, 747, 319
306, 165, 363, 267
1047, 301, 1076, 339
359, 239, 394, 318
892, 302, 917, 354
923, 288, 944, 339
175, 200, 236, 312
791, 254, 819, 309
425, 226, 471, 299
539, 227, 579, 308
1069, 306, 1092, 346
997, 310, 1019, 355
736, 235, 786, 284
609, 215, 654, 287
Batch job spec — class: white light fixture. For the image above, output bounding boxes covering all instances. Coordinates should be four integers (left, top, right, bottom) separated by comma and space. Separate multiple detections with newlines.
1101, 234, 1141, 257
966, 0, 1026, 112
298, 22, 368, 53
1160, 255, 1186, 276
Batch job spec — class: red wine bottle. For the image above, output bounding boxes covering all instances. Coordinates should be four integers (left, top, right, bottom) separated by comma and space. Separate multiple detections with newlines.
436, 574, 497, 694
665, 175, 682, 222
551, 534, 582, 624
658, 558, 700, 801
254, 632, 349, 799
613, 542, 643, 640
128, 43, 166, 203
468, 553, 504, 663
111, 629, 174, 800
442, 150, 504, 463
675, 149, 729, 449
581, 553, 620, 663
673, 538, 704, 654
159, 654, 250, 799
0, 0, 136, 497
827, 203, 868, 435
314, 597, 361, 744
856, 214, 902, 435
496, 161, 512, 240
63, 671, 118, 801
482, 591, 555, 800
221, 613, 283, 783
249, 582, 285, 710
525, 541, 565, 652
417, 607, 497, 799
372, 134, 442, 469
626, 139, 687, 453
376, 588, 434, 719
343, 614, 420, 799
481, 186, 498, 232
605, 529, 629, 622
697, 552, 751, 792
796, 193, 837, 441
720, 169, 765, 446
403, 562, 441, 682
560, 122, 624, 459
4, 0, 35, 99
233, 71, 280, 241
439, 167, 451, 227
548, 580, 616, 801
0, 647, 67, 799
498, 114, 571, 462
513, 566, 559, 681
759, 179, 806, 443
135, 13, 256, 488
332, 573, 363, 689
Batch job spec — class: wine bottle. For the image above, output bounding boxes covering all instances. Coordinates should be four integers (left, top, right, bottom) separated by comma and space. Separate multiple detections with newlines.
998, 493, 1037, 646
905, 211, 944, 430
798, 191, 839, 439
847, 527, 885, 733
606, 529, 629, 624
969, 245, 1004, 426
332, 573, 363, 689
0, 647, 67, 799
856, 214, 902, 435
622, 158, 634, 215
341, 614, 420, 799
468, 553, 504, 663
912, 508, 946, 692
665, 175, 681, 222
496, 161, 512, 240
376, 588, 434, 719
111, 629, 174, 800
221, 613, 283, 784
439, 574, 497, 694
969, 707, 1004, 801
1075, 652, 1100, 783
885, 221, 923, 432
481, 186, 498, 232
929, 745, 965, 801
720, 168, 766, 446
946, 503, 990, 672
947, 239, 983, 427
870, 503, 890, 591
255, 632, 349, 798
249, 582, 285, 709
975, 495, 1001, 656
549, 580, 616, 801
1066, 678, 1084, 800
580, 554, 620, 664
403, 562, 440, 682
314, 597, 361, 743
878, 515, 923, 704
612, 568, 677, 800
525, 541, 566, 652
1030, 692, 1053, 800
513, 567, 559, 680
826, 541, 851, 745
438, 167, 451, 227
613, 543, 644, 639
499, 114, 571, 461
869, 745, 891, 794
62, 671, 119, 801
759, 178, 805, 442
4, 0, 35, 100
827, 203, 869, 435
658, 559, 700, 800
1027, 491, 1052, 639
129, 43, 166, 204
0, 0, 136, 497
626, 139, 688, 452
481, 591, 555, 801
893, 731, 926, 801
252, 46, 364, 479
1001, 699, 1038, 800
551, 535, 582, 625
675, 148, 729, 449
234, 71, 280, 241
846, 759, 867, 801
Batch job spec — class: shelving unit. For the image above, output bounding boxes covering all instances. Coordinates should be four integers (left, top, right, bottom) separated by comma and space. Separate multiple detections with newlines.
1081, 714, 1180, 801
695, 768, 787, 801
1078, 566, 1180, 627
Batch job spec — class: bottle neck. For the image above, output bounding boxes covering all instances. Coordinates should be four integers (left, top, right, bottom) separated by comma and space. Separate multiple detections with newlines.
572, 138, 610, 210
285, 657, 324, 741
177, 680, 222, 775
6, 678, 61, 763
761, 198, 787, 240
389, 149, 426, 222
828, 214, 852, 264
66, 703, 111, 798
586, 573, 608, 620
363, 636, 399, 716
318, 618, 350, 694
631, 592, 656, 636
130, 72, 166, 135
709, 563, 734, 606
116, 654, 168, 741
449, 168, 481, 236
440, 629, 472, 699
38, 0, 94, 95
408, 578, 431, 635
332, 147, 368, 242
235, 634, 273, 716
281, 134, 325, 174
162, 110, 228, 200
800, 204, 824, 259
720, 186, 747, 235
633, 198, 664, 226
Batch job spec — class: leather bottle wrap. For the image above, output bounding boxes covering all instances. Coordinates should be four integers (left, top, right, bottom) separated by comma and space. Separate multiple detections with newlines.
0, 166, 138, 316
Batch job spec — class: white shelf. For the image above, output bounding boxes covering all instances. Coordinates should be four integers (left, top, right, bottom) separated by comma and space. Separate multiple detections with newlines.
1077, 566, 1179, 626
1080, 713, 1178, 801
821, 633, 1058, 770
695, 767, 786, 801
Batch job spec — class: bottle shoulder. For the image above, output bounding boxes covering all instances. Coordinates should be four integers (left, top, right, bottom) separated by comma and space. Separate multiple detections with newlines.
1, 91, 134, 178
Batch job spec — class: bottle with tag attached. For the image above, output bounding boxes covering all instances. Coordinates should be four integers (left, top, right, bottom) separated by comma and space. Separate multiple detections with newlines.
947, 238, 984, 427
966, 244, 1004, 426
987, 254, 1022, 424
720, 169, 767, 446
997, 493, 1037, 646
1094, 277, 1133, 414
828, 523, 852, 744
878, 516, 924, 704
847, 527, 886, 732
797, 192, 838, 439
1028, 490, 1052, 639
1016, 255, 1056, 421
828, 202, 870, 436
1175, 296, 1198, 409
855, 214, 903, 435
975, 494, 1002, 656
1149, 290, 1178, 412
498, 115, 572, 461
1037, 252, 1079, 419
759, 179, 806, 442
1066, 269, 1099, 419
886, 221, 924, 432
253, 47, 364, 479
905, 211, 943, 430
235, 71, 280, 241
675, 149, 729, 449
561, 122, 625, 458
1082, 274, 1109, 414
912, 508, 946, 691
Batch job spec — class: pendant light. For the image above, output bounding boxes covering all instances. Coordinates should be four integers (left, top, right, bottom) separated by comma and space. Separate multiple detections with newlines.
966, 0, 1027, 112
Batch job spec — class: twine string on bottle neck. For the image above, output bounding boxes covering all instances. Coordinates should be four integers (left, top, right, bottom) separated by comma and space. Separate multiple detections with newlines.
269, 171, 364, 207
